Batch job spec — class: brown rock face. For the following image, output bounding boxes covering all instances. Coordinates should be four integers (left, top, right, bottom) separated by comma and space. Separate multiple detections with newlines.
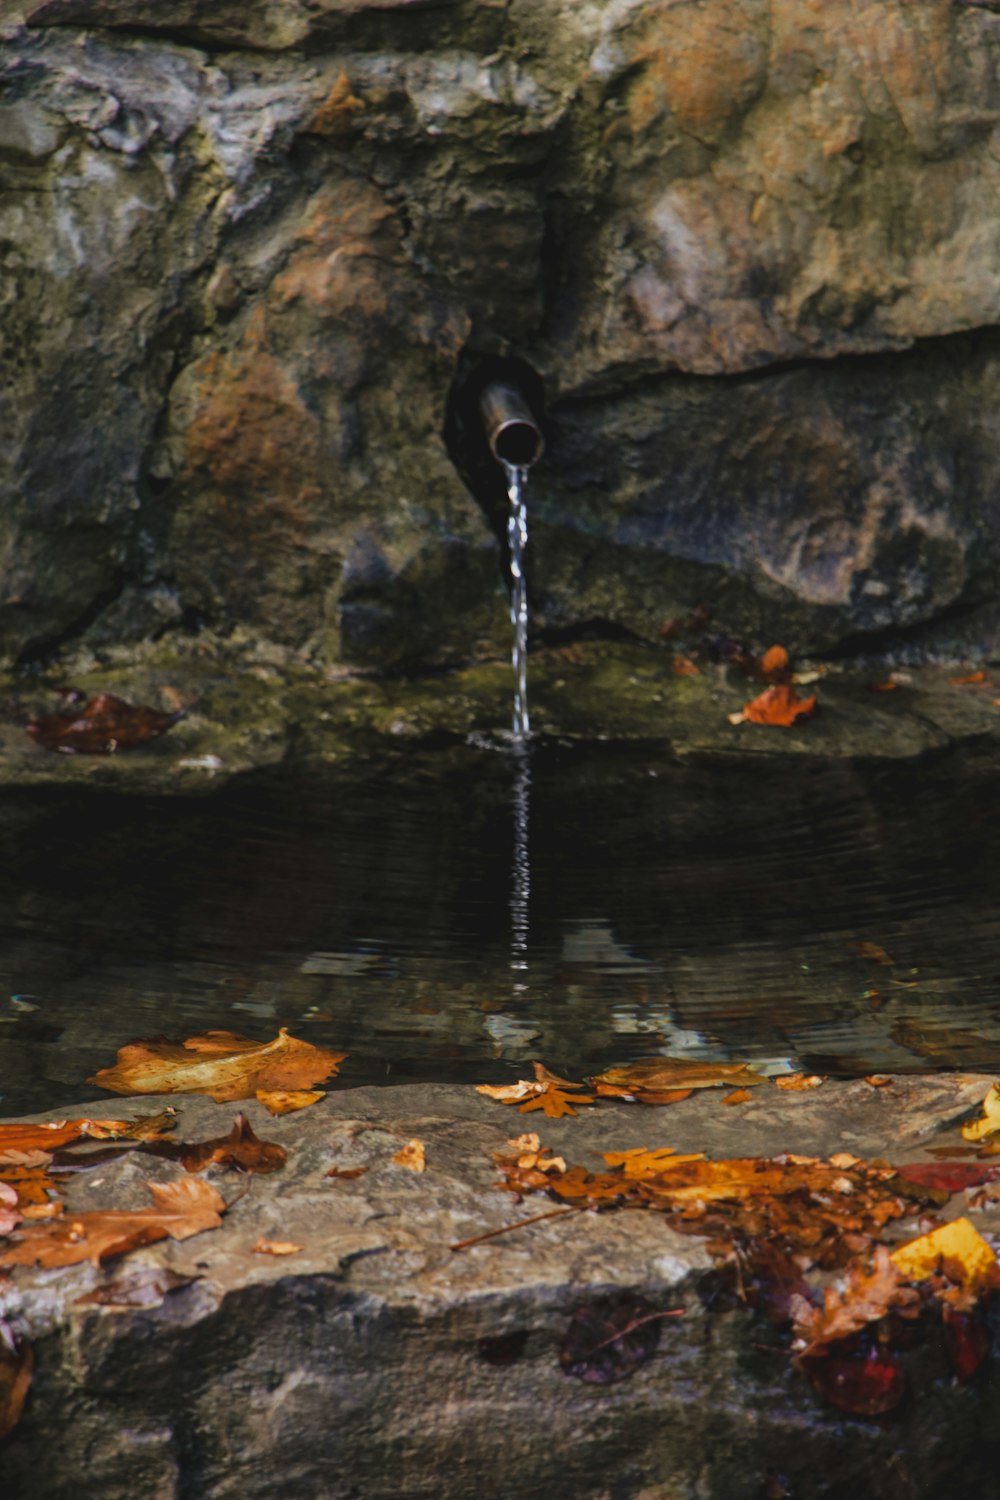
3, 0, 1000, 668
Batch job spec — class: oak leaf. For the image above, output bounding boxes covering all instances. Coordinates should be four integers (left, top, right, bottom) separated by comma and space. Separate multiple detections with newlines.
742, 683, 817, 727
792, 1245, 915, 1359
26, 692, 182, 754
0, 1177, 226, 1268
478, 1063, 595, 1119
89, 1028, 346, 1102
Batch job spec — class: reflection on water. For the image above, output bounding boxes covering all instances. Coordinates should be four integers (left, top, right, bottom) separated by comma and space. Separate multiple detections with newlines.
1, 740, 1000, 1115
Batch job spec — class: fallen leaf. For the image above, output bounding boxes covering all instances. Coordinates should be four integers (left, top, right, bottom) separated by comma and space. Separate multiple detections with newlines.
0, 1177, 226, 1268
774, 1074, 825, 1092
326, 1165, 369, 1180
962, 1081, 1000, 1143
793, 1245, 914, 1358
252, 1237, 303, 1256
867, 680, 901, 693
950, 670, 989, 685
0, 1330, 32, 1441
849, 941, 893, 966
671, 655, 701, 677
942, 1304, 991, 1382
722, 1089, 752, 1105
865, 1075, 893, 1088
894, 1161, 1000, 1194
89, 1028, 346, 1102
478, 1063, 595, 1119
74, 1267, 197, 1311
0, 1112, 175, 1156
255, 1089, 325, 1116
742, 682, 817, 728
799, 1337, 906, 1418
589, 1057, 767, 1104
160, 1114, 286, 1175
559, 1295, 675, 1384
602, 1148, 706, 1178
26, 692, 183, 754
760, 645, 790, 676
890, 1217, 1000, 1295
393, 1139, 425, 1172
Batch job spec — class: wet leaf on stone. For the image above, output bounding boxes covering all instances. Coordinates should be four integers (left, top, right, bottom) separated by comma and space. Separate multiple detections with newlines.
0, 1326, 32, 1442
89, 1028, 346, 1102
252, 1237, 303, 1256
392, 1139, 426, 1172
890, 1217, 1000, 1297
960, 1081, 1000, 1143
559, 1294, 672, 1384
0, 1177, 226, 1269
74, 1267, 198, 1311
0, 1112, 176, 1156
151, 1113, 286, 1175
26, 692, 183, 754
478, 1062, 595, 1119
326, 1165, 369, 1180
255, 1088, 325, 1115
793, 1246, 917, 1359
895, 1161, 1000, 1194
774, 1073, 826, 1092
741, 682, 817, 727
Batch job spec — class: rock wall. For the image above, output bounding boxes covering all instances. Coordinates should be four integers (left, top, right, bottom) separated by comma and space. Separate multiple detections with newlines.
4, 0, 1000, 670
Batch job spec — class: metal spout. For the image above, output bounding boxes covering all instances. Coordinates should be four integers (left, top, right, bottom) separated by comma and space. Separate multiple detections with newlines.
480, 382, 544, 469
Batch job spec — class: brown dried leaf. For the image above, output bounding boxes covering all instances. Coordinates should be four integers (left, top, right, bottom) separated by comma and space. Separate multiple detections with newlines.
252, 1237, 303, 1256
325, 1165, 369, 1180
722, 1089, 752, 1105
170, 1114, 286, 1175
89, 1028, 346, 1102
255, 1089, 325, 1116
774, 1074, 826, 1092
0, 1177, 226, 1268
590, 1058, 767, 1100
478, 1063, 595, 1119
793, 1246, 914, 1358
26, 692, 182, 754
0, 1112, 175, 1155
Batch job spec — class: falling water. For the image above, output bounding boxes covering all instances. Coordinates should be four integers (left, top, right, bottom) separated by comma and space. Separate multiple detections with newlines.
504, 461, 532, 996
505, 462, 530, 740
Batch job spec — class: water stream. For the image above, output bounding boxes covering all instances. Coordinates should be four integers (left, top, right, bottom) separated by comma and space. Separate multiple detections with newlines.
505, 462, 530, 740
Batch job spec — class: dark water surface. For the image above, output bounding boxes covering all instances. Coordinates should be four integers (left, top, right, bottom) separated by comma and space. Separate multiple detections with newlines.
2, 739, 999, 1116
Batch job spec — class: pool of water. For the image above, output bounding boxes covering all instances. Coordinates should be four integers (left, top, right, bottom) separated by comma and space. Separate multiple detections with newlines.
1, 738, 999, 1115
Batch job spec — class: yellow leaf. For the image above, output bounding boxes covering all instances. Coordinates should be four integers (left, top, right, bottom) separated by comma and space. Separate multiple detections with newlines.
89, 1028, 346, 1103
393, 1139, 425, 1172
961, 1081, 1000, 1142
602, 1147, 706, 1179
252, 1237, 303, 1256
255, 1089, 325, 1115
891, 1217, 1000, 1292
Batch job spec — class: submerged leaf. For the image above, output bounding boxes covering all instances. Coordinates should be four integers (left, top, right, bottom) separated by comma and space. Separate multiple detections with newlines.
26, 693, 183, 754
0, 1177, 226, 1269
74, 1267, 197, 1311
559, 1295, 673, 1384
890, 1217, 1000, 1295
0, 1332, 33, 1441
89, 1028, 346, 1103
799, 1338, 906, 1418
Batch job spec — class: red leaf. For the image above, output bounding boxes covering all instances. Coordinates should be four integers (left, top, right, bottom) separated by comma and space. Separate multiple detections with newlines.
26, 693, 183, 754
896, 1161, 1000, 1194
742, 683, 817, 727
799, 1338, 906, 1416
943, 1306, 990, 1383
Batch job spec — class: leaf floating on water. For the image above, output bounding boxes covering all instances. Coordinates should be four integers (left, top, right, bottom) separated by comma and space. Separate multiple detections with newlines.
0, 1177, 226, 1269
588, 1057, 767, 1104
0, 1328, 33, 1442
559, 1295, 678, 1385
742, 682, 817, 727
255, 1089, 325, 1116
26, 692, 183, 754
393, 1139, 426, 1172
74, 1267, 197, 1311
88, 1028, 346, 1103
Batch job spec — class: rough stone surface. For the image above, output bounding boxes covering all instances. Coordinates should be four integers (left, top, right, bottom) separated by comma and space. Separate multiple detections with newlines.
3, 1075, 1000, 1499
4, 1, 1000, 670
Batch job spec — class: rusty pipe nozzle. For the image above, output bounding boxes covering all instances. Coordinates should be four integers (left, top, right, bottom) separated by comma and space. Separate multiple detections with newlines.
479, 382, 544, 469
